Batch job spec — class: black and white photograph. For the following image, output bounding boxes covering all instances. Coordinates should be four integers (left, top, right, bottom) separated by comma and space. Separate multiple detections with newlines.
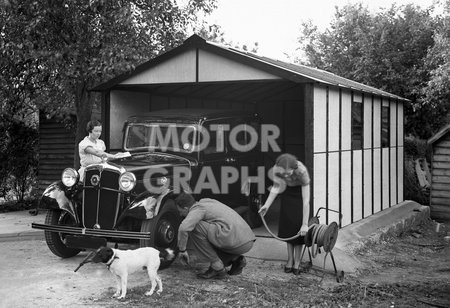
0, 0, 449, 307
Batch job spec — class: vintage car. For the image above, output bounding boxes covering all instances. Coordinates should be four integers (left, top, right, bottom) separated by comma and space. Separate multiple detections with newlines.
32, 109, 266, 267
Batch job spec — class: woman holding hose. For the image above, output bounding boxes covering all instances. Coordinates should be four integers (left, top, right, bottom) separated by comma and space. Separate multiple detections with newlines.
258, 153, 310, 275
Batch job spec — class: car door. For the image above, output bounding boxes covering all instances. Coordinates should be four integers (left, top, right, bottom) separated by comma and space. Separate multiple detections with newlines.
192, 119, 239, 206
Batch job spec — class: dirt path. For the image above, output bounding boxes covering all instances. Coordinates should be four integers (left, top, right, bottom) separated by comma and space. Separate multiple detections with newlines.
1, 219, 449, 307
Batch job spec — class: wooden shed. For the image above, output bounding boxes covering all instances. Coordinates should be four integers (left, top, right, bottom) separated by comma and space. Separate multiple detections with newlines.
38, 113, 75, 192
428, 124, 450, 220
89, 34, 407, 227
38, 110, 100, 193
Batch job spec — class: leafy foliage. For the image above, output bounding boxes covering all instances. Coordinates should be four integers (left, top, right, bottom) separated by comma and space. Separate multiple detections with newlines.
0, 118, 38, 202
196, 23, 259, 53
421, 2, 450, 135
1, 0, 217, 166
404, 137, 431, 205
298, 2, 448, 139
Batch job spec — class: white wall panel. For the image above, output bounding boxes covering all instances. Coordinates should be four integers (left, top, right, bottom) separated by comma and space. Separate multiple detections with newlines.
110, 91, 150, 149
373, 149, 382, 213
390, 148, 398, 206
121, 50, 196, 84
353, 92, 362, 103
373, 97, 381, 148
328, 88, 340, 152
198, 50, 281, 82
328, 152, 341, 224
382, 148, 390, 209
398, 103, 404, 146
398, 147, 404, 202
314, 154, 327, 225
353, 150, 363, 222
341, 151, 352, 226
390, 101, 397, 147
397, 102, 404, 203
341, 90, 352, 151
313, 85, 327, 153
363, 149, 373, 218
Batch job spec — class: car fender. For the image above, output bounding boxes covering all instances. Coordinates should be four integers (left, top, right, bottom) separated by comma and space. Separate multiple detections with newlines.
118, 188, 177, 222
39, 181, 79, 223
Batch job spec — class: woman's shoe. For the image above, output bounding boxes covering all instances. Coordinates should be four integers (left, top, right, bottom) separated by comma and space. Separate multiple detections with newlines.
293, 266, 301, 275
284, 266, 293, 273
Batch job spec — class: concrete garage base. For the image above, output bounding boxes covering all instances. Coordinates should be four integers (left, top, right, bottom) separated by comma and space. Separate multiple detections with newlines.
247, 200, 430, 274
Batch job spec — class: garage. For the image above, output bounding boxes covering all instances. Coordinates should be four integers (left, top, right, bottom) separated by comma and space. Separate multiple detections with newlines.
92, 34, 407, 227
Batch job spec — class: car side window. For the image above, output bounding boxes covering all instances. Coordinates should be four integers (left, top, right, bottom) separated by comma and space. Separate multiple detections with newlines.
230, 118, 259, 153
201, 121, 228, 156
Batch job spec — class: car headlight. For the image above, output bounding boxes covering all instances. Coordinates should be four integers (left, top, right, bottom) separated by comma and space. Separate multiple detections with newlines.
61, 168, 79, 187
156, 176, 168, 186
119, 172, 136, 192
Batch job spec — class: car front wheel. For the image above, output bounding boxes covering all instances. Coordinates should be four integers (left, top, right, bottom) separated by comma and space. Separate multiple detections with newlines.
44, 209, 81, 258
140, 200, 181, 269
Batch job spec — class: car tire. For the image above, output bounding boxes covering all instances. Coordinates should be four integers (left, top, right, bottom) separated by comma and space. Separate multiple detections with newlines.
44, 209, 81, 258
140, 200, 181, 269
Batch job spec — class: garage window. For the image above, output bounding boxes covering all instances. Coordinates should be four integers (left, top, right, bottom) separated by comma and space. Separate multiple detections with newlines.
351, 101, 363, 150
202, 122, 227, 155
381, 105, 390, 147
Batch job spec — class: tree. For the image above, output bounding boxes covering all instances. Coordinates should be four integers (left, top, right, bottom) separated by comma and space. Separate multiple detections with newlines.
196, 23, 259, 53
0, 0, 217, 167
421, 0, 450, 133
297, 3, 439, 138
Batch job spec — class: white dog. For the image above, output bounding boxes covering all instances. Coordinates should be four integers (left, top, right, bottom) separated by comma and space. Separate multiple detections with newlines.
75, 246, 174, 299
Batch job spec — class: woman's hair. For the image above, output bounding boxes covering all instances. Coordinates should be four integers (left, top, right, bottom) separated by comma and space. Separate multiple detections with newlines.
86, 120, 102, 133
275, 153, 298, 170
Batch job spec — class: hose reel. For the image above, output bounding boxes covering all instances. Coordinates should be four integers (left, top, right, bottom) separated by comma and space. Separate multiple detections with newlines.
260, 207, 344, 282
305, 220, 339, 258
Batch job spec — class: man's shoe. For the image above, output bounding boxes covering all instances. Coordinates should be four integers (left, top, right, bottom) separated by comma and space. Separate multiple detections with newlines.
228, 256, 246, 276
197, 267, 227, 279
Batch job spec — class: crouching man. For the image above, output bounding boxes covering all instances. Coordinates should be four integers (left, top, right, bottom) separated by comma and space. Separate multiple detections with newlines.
175, 192, 256, 279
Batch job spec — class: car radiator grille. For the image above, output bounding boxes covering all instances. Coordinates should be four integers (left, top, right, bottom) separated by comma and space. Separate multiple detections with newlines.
83, 168, 120, 230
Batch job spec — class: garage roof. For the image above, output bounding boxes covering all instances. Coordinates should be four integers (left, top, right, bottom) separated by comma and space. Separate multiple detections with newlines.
92, 34, 407, 101
428, 123, 450, 145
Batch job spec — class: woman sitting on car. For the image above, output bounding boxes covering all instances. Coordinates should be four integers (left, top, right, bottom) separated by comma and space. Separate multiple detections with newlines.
78, 120, 117, 180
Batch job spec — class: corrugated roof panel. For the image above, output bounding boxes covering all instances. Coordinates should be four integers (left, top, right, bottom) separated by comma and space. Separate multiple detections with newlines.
223, 46, 407, 101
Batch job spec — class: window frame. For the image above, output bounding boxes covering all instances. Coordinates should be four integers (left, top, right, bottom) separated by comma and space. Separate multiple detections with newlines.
351, 100, 364, 150
381, 105, 390, 148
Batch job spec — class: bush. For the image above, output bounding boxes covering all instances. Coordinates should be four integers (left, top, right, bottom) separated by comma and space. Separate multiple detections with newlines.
404, 137, 430, 205
0, 119, 38, 208
0, 198, 38, 213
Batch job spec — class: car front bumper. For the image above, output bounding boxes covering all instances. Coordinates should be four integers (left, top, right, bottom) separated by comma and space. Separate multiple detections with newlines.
31, 223, 151, 240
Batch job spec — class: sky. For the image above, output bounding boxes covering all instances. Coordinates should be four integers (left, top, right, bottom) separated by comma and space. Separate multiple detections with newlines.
201, 0, 438, 61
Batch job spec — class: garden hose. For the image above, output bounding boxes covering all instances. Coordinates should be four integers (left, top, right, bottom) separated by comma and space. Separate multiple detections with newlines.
259, 212, 339, 255
259, 211, 307, 241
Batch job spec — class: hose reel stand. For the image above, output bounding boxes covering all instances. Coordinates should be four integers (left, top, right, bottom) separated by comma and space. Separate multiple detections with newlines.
302, 207, 344, 282
260, 206, 344, 282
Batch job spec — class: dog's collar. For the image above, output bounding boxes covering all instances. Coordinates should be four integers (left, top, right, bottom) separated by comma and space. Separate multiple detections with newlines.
105, 250, 119, 269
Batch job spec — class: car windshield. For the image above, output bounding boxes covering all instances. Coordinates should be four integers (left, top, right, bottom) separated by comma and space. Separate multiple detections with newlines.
125, 124, 197, 153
